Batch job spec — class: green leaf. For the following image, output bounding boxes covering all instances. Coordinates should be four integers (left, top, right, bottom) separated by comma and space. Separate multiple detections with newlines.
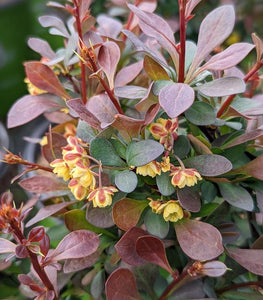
218, 182, 254, 211
144, 55, 170, 81
144, 210, 169, 239
111, 139, 127, 159
91, 270, 105, 300
191, 203, 219, 218
115, 170, 138, 193
173, 135, 191, 158
156, 171, 176, 196
77, 120, 96, 143
185, 102, 216, 125
201, 181, 218, 203
152, 80, 173, 96
90, 137, 126, 167
185, 154, 232, 176
126, 139, 164, 167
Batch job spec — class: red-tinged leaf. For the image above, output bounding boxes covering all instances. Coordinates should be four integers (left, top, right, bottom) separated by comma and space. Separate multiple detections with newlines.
114, 86, 148, 99
115, 60, 143, 87
232, 154, 263, 180
66, 98, 101, 130
185, 0, 202, 18
252, 33, 263, 62
105, 268, 142, 300
224, 129, 263, 149
86, 205, 114, 228
86, 93, 118, 129
42, 132, 67, 163
98, 41, 120, 90
113, 199, 148, 231
128, 4, 179, 71
136, 236, 174, 274
111, 114, 144, 142
97, 15, 122, 39
27, 38, 56, 60
200, 261, 227, 277
19, 176, 68, 194
115, 227, 147, 266
187, 6, 235, 79
15, 245, 28, 259
18, 274, 35, 286
63, 250, 100, 273
26, 201, 77, 227
7, 95, 63, 128
197, 77, 246, 97
251, 235, 263, 249
187, 134, 212, 155
175, 219, 224, 260
144, 55, 170, 81
177, 186, 201, 212
0, 238, 16, 254
39, 234, 50, 257
38, 15, 69, 38
227, 248, 263, 276
28, 227, 45, 243
200, 43, 255, 71
143, 103, 160, 127
47, 230, 99, 262
159, 83, 195, 118
44, 110, 73, 124
79, 0, 92, 22
136, 82, 158, 112
24, 61, 71, 99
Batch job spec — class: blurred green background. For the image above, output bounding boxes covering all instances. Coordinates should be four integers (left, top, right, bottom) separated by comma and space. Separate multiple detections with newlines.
0, 0, 262, 121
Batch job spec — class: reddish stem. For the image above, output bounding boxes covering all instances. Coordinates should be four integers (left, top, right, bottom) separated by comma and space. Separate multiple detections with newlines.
10, 222, 58, 299
73, 0, 87, 104
216, 280, 263, 295
19, 160, 53, 173
217, 59, 263, 118
178, 0, 186, 83
123, 0, 141, 42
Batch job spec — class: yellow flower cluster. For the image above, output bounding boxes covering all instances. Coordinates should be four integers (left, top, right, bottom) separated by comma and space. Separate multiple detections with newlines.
149, 199, 184, 222
136, 156, 170, 178
170, 166, 202, 189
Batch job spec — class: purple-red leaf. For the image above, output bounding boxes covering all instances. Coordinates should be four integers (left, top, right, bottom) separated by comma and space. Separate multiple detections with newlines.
42, 132, 67, 163
28, 37, 56, 60
0, 238, 16, 254
47, 230, 99, 262
66, 98, 101, 130
15, 245, 28, 259
7, 95, 63, 128
105, 268, 142, 300
224, 129, 263, 149
136, 236, 174, 274
115, 227, 147, 266
159, 83, 195, 118
187, 5, 235, 79
252, 33, 263, 62
19, 176, 68, 194
98, 41, 120, 90
175, 220, 224, 260
115, 60, 143, 87
232, 154, 263, 180
39, 234, 50, 257
177, 186, 201, 212
227, 248, 263, 276
185, 0, 202, 18
97, 15, 122, 39
24, 61, 71, 99
201, 261, 227, 277
113, 199, 148, 231
26, 201, 77, 227
28, 227, 45, 243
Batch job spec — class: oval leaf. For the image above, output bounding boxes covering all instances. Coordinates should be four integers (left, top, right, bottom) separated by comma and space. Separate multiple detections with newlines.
144, 210, 170, 239
185, 154, 232, 176
47, 230, 99, 262
113, 199, 148, 231
144, 55, 170, 81
86, 205, 114, 228
136, 236, 173, 274
0, 238, 16, 254
175, 219, 224, 260
115, 170, 138, 193
156, 171, 176, 196
227, 248, 263, 276
126, 140, 164, 167
115, 227, 147, 266
201, 261, 227, 277
159, 83, 195, 118
24, 61, 70, 99
185, 102, 216, 126
177, 186, 201, 212
218, 182, 254, 211
98, 41, 120, 89
105, 268, 142, 300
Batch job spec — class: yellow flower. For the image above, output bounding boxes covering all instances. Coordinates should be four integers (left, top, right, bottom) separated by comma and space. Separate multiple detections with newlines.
24, 77, 47, 95
136, 161, 161, 178
88, 186, 118, 208
148, 198, 167, 214
149, 118, 179, 151
64, 123, 77, 138
160, 156, 170, 172
163, 201, 184, 222
50, 159, 70, 181
170, 166, 202, 189
39, 136, 48, 146
68, 179, 87, 200
71, 161, 96, 189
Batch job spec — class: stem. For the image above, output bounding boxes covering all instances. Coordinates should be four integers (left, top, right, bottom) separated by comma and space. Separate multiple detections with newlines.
10, 222, 58, 299
217, 59, 263, 118
73, 0, 87, 104
123, 0, 141, 41
178, 0, 186, 83
159, 268, 189, 300
216, 281, 263, 295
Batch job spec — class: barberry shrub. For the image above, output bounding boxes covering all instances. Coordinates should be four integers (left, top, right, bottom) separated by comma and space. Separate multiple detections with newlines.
1, 0, 263, 299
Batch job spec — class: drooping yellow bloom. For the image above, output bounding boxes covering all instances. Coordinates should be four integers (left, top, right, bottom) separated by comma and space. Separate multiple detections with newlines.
50, 159, 71, 181
148, 198, 167, 214
162, 201, 184, 222
68, 178, 87, 200
24, 77, 47, 95
88, 186, 118, 208
170, 166, 202, 188
149, 118, 179, 151
136, 161, 161, 178
71, 161, 96, 189
160, 156, 171, 172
